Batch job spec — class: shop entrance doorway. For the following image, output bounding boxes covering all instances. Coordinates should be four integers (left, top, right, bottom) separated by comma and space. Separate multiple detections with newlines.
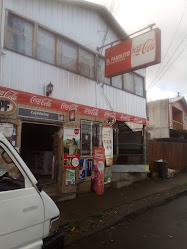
21, 122, 60, 185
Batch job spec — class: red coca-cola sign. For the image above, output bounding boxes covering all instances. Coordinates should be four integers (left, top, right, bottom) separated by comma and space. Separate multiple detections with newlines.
105, 28, 161, 77
0, 86, 149, 125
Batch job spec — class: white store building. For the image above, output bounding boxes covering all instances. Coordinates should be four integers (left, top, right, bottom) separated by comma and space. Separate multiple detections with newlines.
0, 0, 148, 195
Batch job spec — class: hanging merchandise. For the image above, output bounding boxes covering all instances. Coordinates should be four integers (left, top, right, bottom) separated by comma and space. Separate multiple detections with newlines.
102, 127, 113, 166
86, 159, 93, 177
66, 169, 76, 185
79, 158, 85, 181
63, 128, 80, 167
93, 147, 105, 195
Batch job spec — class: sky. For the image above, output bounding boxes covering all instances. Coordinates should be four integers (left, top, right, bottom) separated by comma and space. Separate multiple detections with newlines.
89, 0, 187, 101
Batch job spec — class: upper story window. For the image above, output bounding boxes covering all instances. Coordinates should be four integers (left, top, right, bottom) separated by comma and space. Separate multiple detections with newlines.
124, 73, 134, 93
112, 75, 123, 89
37, 27, 55, 65
135, 74, 144, 97
124, 72, 144, 97
98, 57, 110, 85
79, 48, 95, 79
58, 38, 78, 72
6, 13, 33, 57
185, 115, 187, 121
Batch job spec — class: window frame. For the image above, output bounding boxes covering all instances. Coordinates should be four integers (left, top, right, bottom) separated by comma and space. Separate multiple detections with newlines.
4, 10, 34, 58
80, 120, 102, 157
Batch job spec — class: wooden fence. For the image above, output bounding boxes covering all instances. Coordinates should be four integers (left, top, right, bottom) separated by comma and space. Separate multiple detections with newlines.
147, 141, 187, 172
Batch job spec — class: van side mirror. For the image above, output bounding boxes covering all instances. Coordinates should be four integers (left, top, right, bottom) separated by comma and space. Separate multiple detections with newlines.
36, 183, 42, 192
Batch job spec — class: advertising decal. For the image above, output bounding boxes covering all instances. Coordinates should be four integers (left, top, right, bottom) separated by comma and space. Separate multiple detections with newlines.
102, 127, 113, 166
104, 167, 112, 184
66, 169, 76, 185
93, 147, 105, 195
0, 86, 148, 125
64, 128, 80, 168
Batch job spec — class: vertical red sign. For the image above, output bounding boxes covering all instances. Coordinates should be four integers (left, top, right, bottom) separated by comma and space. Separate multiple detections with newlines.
93, 147, 105, 195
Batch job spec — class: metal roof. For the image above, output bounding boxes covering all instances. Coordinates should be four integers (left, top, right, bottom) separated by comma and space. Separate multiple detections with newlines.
169, 96, 187, 113
58, 0, 127, 38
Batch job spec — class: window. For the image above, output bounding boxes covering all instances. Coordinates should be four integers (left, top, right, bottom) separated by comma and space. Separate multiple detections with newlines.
124, 73, 135, 93
185, 115, 187, 121
37, 27, 55, 64
58, 38, 78, 71
6, 13, 33, 56
0, 145, 25, 192
123, 73, 145, 97
80, 48, 95, 79
112, 75, 123, 89
81, 121, 101, 156
98, 57, 110, 85
135, 74, 144, 97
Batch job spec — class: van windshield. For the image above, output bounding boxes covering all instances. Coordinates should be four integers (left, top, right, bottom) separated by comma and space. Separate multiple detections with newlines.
0, 146, 25, 191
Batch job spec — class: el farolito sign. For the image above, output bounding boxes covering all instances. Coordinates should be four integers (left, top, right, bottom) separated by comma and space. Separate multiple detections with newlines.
105, 28, 161, 77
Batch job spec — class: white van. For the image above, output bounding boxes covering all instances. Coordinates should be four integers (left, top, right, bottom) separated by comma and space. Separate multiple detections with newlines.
0, 133, 64, 249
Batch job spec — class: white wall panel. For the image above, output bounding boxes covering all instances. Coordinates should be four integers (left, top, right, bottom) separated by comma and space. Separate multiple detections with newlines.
1, 51, 147, 118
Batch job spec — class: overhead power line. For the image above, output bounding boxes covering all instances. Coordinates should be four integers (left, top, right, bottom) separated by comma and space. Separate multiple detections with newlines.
147, 4, 187, 90
148, 32, 187, 91
148, 41, 187, 91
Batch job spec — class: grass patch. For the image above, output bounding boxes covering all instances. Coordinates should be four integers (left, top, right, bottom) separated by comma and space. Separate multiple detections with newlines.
64, 217, 85, 232
180, 183, 187, 188
91, 211, 104, 218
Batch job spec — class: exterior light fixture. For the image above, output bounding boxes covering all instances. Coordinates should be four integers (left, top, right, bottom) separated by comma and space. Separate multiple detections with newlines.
46, 82, 54, 97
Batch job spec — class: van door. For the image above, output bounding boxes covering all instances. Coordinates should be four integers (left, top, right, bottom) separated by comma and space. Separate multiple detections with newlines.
0, 141, 44, 249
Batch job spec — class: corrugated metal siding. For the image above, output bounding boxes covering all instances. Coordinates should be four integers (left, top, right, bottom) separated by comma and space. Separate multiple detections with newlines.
2, 51, 147, 118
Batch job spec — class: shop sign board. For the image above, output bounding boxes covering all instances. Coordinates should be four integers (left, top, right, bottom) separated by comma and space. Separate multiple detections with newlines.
63, 128, 80, 168
93, 147, 105, 195
0, 97, 16, 114
105, 28, 161, 77
18, 108, 65, 122
102, 127, 113, 166
0, 86, 149, 125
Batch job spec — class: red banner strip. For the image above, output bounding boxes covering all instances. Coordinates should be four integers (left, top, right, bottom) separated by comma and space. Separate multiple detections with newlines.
0, 86, 148, 125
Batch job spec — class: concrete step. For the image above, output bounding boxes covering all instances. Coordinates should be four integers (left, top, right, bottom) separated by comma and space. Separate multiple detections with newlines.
113, 180, 132, 189
49, 192, 76, 203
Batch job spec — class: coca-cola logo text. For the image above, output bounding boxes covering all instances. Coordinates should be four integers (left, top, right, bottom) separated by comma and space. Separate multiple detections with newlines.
132, 39, 155, 56
94, 152, 104, 160
104, 111, 116, 118
84, 108, 99, 116
0, 90, 18, 101
61, 103, 78, 111
120, 115, 131, 122
30, 96, 52, 107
